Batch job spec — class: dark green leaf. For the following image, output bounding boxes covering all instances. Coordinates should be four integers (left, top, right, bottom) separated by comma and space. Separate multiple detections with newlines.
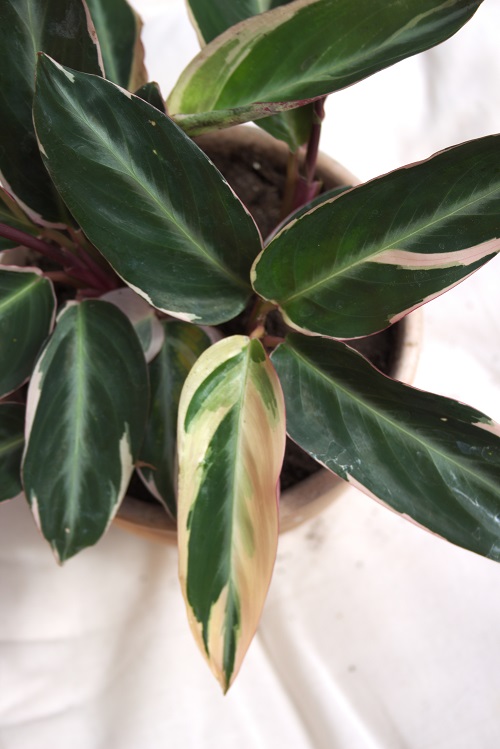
0, 0, 103, 223
253, 135, 500, 338
22, 300, 149, 561
187, 0, 293, 43
0, 403, 25, 502
0, 268, 56, 397
86, 0, 147, 90
272, 334, 500, 562
34, 56, 262, 325
134, 82, 166, 113
139, 321, 212, 517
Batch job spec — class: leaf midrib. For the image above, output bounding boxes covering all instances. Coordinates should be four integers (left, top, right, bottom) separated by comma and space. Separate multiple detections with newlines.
278, 182, 499, 305
50, 71, 248, 292
0, 434, 24, 456
64, 308, 88, 527
289, 344, 500, 498
0, 275, 41, 313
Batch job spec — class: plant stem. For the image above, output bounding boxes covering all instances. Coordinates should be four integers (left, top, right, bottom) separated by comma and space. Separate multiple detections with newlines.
281, 150, 300, 221
0, 222, 67, 265
304, 98, 326, 185
0, 222, 114, 291
279, 98, 327, 223
246, 297, 275, 336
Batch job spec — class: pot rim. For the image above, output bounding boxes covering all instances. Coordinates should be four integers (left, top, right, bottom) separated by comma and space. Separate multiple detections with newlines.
114, 126, 423, 544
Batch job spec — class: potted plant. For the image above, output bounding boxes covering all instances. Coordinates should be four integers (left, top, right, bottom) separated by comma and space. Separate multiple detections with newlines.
0, 0, 498, 693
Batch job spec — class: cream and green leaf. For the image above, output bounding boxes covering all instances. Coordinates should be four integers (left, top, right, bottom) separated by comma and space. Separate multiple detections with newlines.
169, 0, 483, 130
272, 335, 500, 561
186, 0, 313, 150
22, 300, 149, 562
34, 56, 262, 325
253, 135, 500, 339
0, 267, 56, 397
177, 335, 286, 691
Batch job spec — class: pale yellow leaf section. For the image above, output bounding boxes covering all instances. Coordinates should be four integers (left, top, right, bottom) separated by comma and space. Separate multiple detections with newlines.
177, 335, 286, 690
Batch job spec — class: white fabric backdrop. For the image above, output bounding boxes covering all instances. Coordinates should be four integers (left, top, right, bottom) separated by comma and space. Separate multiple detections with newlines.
1, 1, 500, 746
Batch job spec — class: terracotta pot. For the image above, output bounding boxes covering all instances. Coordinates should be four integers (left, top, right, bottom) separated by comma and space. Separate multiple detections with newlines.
114, 126, 423, 543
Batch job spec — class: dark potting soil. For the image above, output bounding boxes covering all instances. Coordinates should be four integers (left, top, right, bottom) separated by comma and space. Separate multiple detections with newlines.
202, 134, 402, 491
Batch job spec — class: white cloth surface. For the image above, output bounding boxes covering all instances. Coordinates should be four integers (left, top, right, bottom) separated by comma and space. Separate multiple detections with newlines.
2, 1, 500, 746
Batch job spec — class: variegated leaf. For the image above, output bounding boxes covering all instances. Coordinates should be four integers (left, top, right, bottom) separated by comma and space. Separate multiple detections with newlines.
186, 0, 312, 150
272, 334, 500, 561
253, 135, 500, 338
168, 0, 483, 130
86, 0, 147, 90
0, 0, 103, 223
0, 267, 56, 397
178, 335, 286, 691
22, 300, 149, 562
0, 403, 25, 502
33, 56, 261, 325
138, 321, 212, 517
187, 0, 293, 44
101, 287, 164, 363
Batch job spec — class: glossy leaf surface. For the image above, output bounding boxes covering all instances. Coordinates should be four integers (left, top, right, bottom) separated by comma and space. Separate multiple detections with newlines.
101, 287, 164, 363
178, 336, 285, 690
22, 300, 149, 562
34, 56, 261, 324
272, 334, 500, 561
169, 0, 482, 125
0, 403, 25, 502
253, 135, 500, 338
139, 321, 212, 517
0, 0, 103, 223
86, 0, 146, 90
0, 268, 56, 397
